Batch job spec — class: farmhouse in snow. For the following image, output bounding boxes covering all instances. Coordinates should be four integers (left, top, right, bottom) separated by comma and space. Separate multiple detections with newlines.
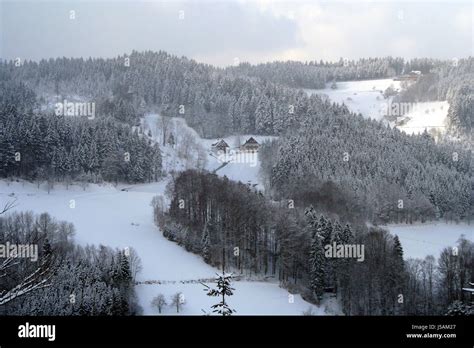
394, 70, 422, 82
211, 139, 230, 154
240, 137, 260, 152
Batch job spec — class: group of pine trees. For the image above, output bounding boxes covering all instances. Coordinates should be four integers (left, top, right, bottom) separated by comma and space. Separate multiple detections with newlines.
259, 107, 473, 224
0, 80, 162, 184
0, 211, 140, 315
306, 208, 354, 301
0, 51, 361, 138
227, 57, 434, 89
2, 52, 471, 138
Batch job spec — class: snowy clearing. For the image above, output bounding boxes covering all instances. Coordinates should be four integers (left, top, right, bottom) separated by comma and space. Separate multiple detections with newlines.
386, 222, 473, 259
305, 79, 401, 121
305, 79, 450, 137
392, 101, 449, 135
202, 134, 277, 190
143, 114, 276, 190
136, 282, 327, 315
0, 177, 323, 315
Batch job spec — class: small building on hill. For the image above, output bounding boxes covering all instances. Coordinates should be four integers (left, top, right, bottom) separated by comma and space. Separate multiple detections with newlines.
211, 139, 230, 154
240, 137, 259, 152
394, 71, 422, 82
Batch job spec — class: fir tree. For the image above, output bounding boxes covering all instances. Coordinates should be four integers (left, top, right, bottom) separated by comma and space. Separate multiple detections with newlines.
309, 230, 326, 302
203, 272, 236, 316
201, 222, 212, 263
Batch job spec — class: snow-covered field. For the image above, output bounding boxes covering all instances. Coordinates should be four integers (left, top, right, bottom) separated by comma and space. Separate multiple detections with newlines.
394, 101, 449, 135
305, 79, 401, 121
2, 177, 471, 313
0, 179, 324, 315
305, 79, 450, 136
137, 282, 325, 315
386, 222, 473, 260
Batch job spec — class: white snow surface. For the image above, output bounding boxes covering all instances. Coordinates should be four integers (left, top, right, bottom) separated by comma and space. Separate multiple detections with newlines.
3, 177, 470, 311
305, 79, 450, 136
386, 222, 473, 259
201, 135, 277, 190
394, 101, 449, 135
0, 179, 325, 315
305, 79, 401, 121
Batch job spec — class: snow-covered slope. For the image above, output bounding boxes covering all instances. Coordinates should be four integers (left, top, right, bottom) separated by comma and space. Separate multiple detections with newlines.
202, 135, 277, 190
393, 101, 449, 135
305, 79, 450, 137
386, 222, 473, 259
305, 79, 401, 121
5, 112, 466, 315
0, 179, 324, 315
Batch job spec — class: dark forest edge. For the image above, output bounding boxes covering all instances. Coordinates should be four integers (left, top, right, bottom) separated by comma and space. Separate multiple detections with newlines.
0, 211, 140, 315
154, 170, 474, 315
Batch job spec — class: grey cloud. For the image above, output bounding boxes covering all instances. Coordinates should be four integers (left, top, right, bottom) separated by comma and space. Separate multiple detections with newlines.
0, 0, 471, 66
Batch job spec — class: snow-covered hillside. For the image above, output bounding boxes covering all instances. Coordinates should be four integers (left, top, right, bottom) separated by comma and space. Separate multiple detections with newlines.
386, 222, 473, 259
0, 115, 324, 315
201, 135, 277, 190
2, 112, 468, 315
0, 179, 325, 315
141, 114, 473, 264
393, 101, 449, 135
305, 79, 401, 121
305, 79, 450, 137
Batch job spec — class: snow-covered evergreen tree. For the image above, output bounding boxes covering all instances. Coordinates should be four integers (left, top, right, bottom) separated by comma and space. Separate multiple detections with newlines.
203, 272, 236, 316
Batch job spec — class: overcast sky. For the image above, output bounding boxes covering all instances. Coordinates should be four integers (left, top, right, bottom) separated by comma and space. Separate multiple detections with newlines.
1, 0, 472, 66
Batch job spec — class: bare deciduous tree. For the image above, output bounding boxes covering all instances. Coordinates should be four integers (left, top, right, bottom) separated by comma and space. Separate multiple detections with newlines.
151, 294, 167, 314
170, 292, 185, 313
160, 115, 172, 146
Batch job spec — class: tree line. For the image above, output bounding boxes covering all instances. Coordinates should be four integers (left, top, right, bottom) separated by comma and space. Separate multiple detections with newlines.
395, 58, 474, 135
0, 211, 140, 315
154, 170, 473, 315
226, 57, 443, 89
0, 51, 358, 138
259, 104, 473, 224
0, 80, 162, 184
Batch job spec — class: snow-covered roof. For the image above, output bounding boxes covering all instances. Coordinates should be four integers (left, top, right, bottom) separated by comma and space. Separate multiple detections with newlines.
212, 139, 229, 148
242, 137, 259, 145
